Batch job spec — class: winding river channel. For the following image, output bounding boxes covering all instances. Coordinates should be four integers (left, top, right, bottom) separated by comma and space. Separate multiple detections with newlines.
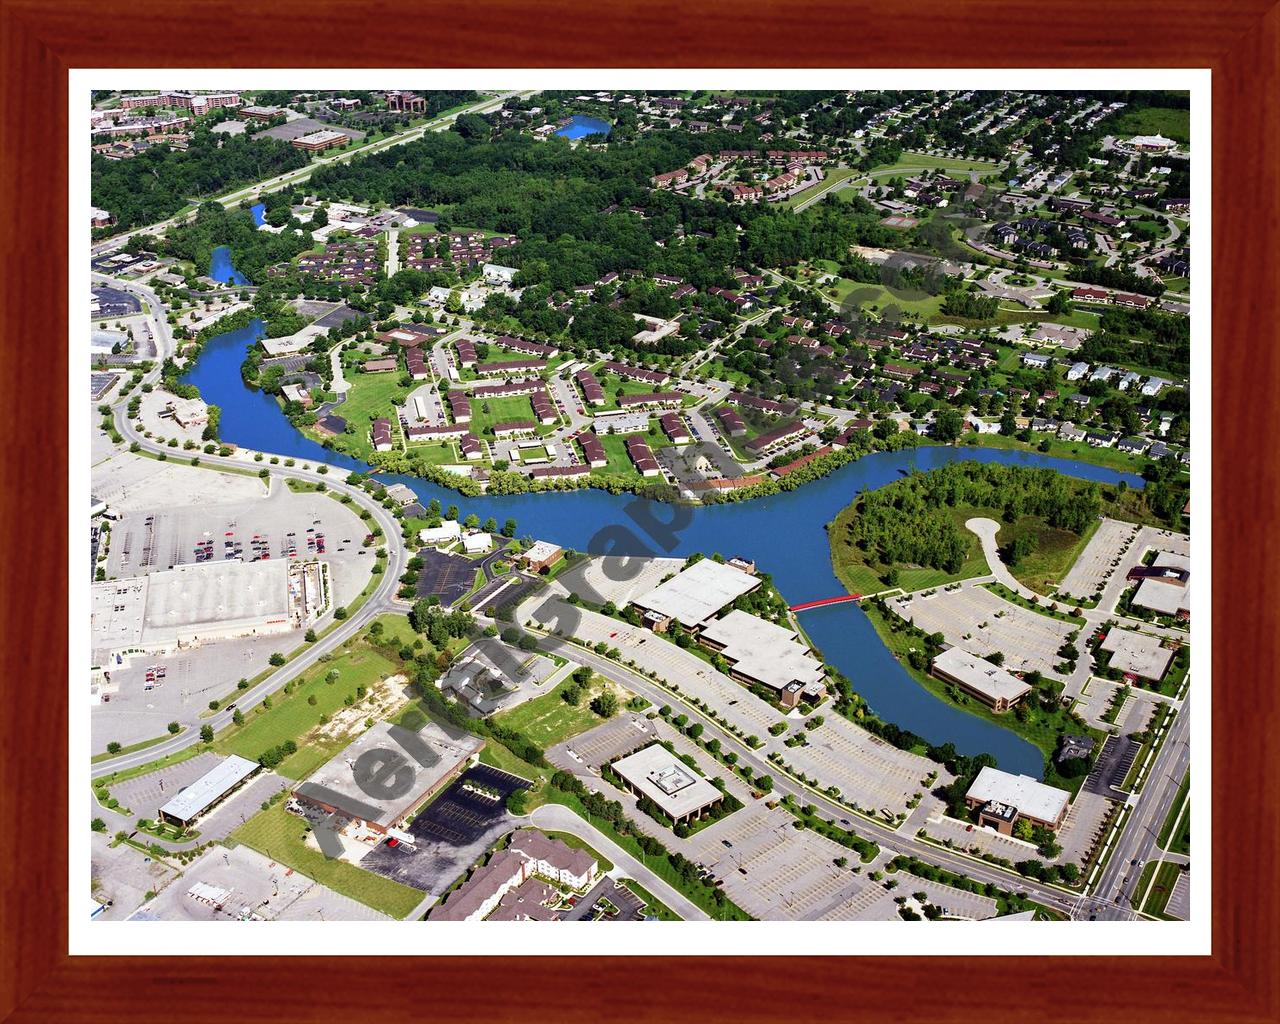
184, 314, 1143, 778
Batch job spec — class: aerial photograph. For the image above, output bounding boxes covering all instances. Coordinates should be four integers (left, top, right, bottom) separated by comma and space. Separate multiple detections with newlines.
86, 85, 1194, 928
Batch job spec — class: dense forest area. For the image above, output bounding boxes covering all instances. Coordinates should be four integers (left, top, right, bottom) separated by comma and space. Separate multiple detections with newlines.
148, 201, 315, 282
305, 129, 901, 296
91, 133, 308, 232
836, 462, 1105, 576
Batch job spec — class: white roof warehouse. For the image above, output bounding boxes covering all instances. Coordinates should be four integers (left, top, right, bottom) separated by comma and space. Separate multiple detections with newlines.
699, 609, 825, 704
631, 558, 760, 630
158, 754, 260, 828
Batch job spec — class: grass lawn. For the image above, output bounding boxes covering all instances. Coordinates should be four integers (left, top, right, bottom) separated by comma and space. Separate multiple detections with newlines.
1111, 107, 1191, 145
404, 439, 469, 466
619, 879, 681, 920
984, 582, 1087, 624
1158, 770, 1191, 856
325, 367, 411, 456
92, 731, 177, 764
212, 640, 402, 780
965, 432, 1151, 476
870, 152, 1002, 176
468, 394, 538, 437
591, 371, 667, 410
805, 273, 947, 320
1135, 859, 1186, 919
996, 515, 1100, 596
590, 430, 664, 477
229, 805, 424, 919
493, 678, 619, 748
783, 166, 864, 208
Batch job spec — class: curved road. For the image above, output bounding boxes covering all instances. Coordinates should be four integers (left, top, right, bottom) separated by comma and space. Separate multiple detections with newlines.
528, 804, 711, 921
532, 632, 1083, 918
93, 406, 409, 779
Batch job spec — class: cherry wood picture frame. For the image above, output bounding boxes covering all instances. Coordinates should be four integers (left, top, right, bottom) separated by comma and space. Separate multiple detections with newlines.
2, 1, 1275, 1020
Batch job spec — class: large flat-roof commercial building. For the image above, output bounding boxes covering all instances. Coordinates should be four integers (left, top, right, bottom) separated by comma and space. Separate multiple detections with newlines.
292, 129, 348, 152
158, 754, 260, 828
1131, 551, 1191, 619
610, 743, 725, 825
1100, 628, 1175, 681
630, 558, 760, 632
91, 560, 294, 663
965, 766, 1070, 835
292, 719, 482, 837
931, 645, 1033, 713
699, 609, 826, 708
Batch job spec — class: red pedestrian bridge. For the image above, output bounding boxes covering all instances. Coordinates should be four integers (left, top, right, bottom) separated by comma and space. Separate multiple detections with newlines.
789, 594, 862, 612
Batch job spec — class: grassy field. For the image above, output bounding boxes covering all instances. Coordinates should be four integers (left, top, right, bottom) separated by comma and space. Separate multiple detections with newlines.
784, 166, 864, 209
1158, 771, 1191, 856
493, 679, 613, 748
468, 394, 540, 437
229, 804, 424, 919
212, 642, 403, 779
995, 515, 1100, 596
1135, 859, 1186, 919
592, 371, 668, 410
1111, 106, 1191, 145
966, 432, 1152, 477
870, 152, 1002, 177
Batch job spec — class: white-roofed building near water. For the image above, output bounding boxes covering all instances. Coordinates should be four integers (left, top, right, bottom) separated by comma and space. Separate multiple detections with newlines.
631, 558, 760, 631
965, 766, 1070, 835
699, 609, 826, 709
931, 645, 1033, 713
419, 520, 462, 547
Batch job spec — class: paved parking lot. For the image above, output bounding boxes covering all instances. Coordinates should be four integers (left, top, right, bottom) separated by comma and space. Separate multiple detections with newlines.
894, 584, 1074, 676
92, 449, 266, 512
555, 556, 685, 609
1084, 729, 1143, 797
1056, 789, 1114, 866
192, 774, 289, 841
1060, 519, 1140, 602
93, 632, 292, 750
105, 483, 370, 609
360, 764, 530, 896
683, 803, 888, 921
551, 715, 658, 771
1167, 870, 1191, 920
110, 751, 223, 819
415, 548, 479, 606
91, 832, 180, 921
1090, 526, 1192, 614
781, 715, 947, 815
129, 843, 389, 922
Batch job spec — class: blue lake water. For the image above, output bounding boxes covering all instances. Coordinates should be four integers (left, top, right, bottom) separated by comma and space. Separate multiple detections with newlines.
183, 279, 1144, 777
209, 245, 250, 286
555, 115, 612, 140
250, 203, 266, 227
